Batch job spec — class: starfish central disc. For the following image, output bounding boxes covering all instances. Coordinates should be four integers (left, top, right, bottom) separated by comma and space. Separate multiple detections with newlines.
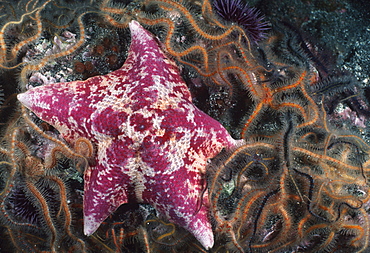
17, 20, 241, 249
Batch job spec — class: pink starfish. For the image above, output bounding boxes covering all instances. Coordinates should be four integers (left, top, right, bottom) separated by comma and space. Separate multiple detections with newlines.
17, 20, 241, 249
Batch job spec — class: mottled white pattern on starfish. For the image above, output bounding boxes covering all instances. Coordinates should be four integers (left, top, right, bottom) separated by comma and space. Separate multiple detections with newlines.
18, 20, 242, 249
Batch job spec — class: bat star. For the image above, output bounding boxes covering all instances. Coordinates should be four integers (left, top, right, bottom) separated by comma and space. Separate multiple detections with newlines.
18, 20, 242, 249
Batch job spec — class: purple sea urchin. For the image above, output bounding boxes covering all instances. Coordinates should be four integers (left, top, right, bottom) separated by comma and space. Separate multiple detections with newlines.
213, 0, 270, 42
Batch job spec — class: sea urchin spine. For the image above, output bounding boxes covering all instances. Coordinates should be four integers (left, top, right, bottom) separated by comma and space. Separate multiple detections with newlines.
213, 0, 270, 43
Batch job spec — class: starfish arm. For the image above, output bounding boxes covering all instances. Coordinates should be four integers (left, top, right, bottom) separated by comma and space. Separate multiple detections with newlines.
143, 168, 214, 249
138, 130, 219, 249
83, 164, 128, 235
127, 20, 192, 103
84, 137, 137, 235
181, 191, 214, 250
83, 162, 130, 236
17, 79, 105, 141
